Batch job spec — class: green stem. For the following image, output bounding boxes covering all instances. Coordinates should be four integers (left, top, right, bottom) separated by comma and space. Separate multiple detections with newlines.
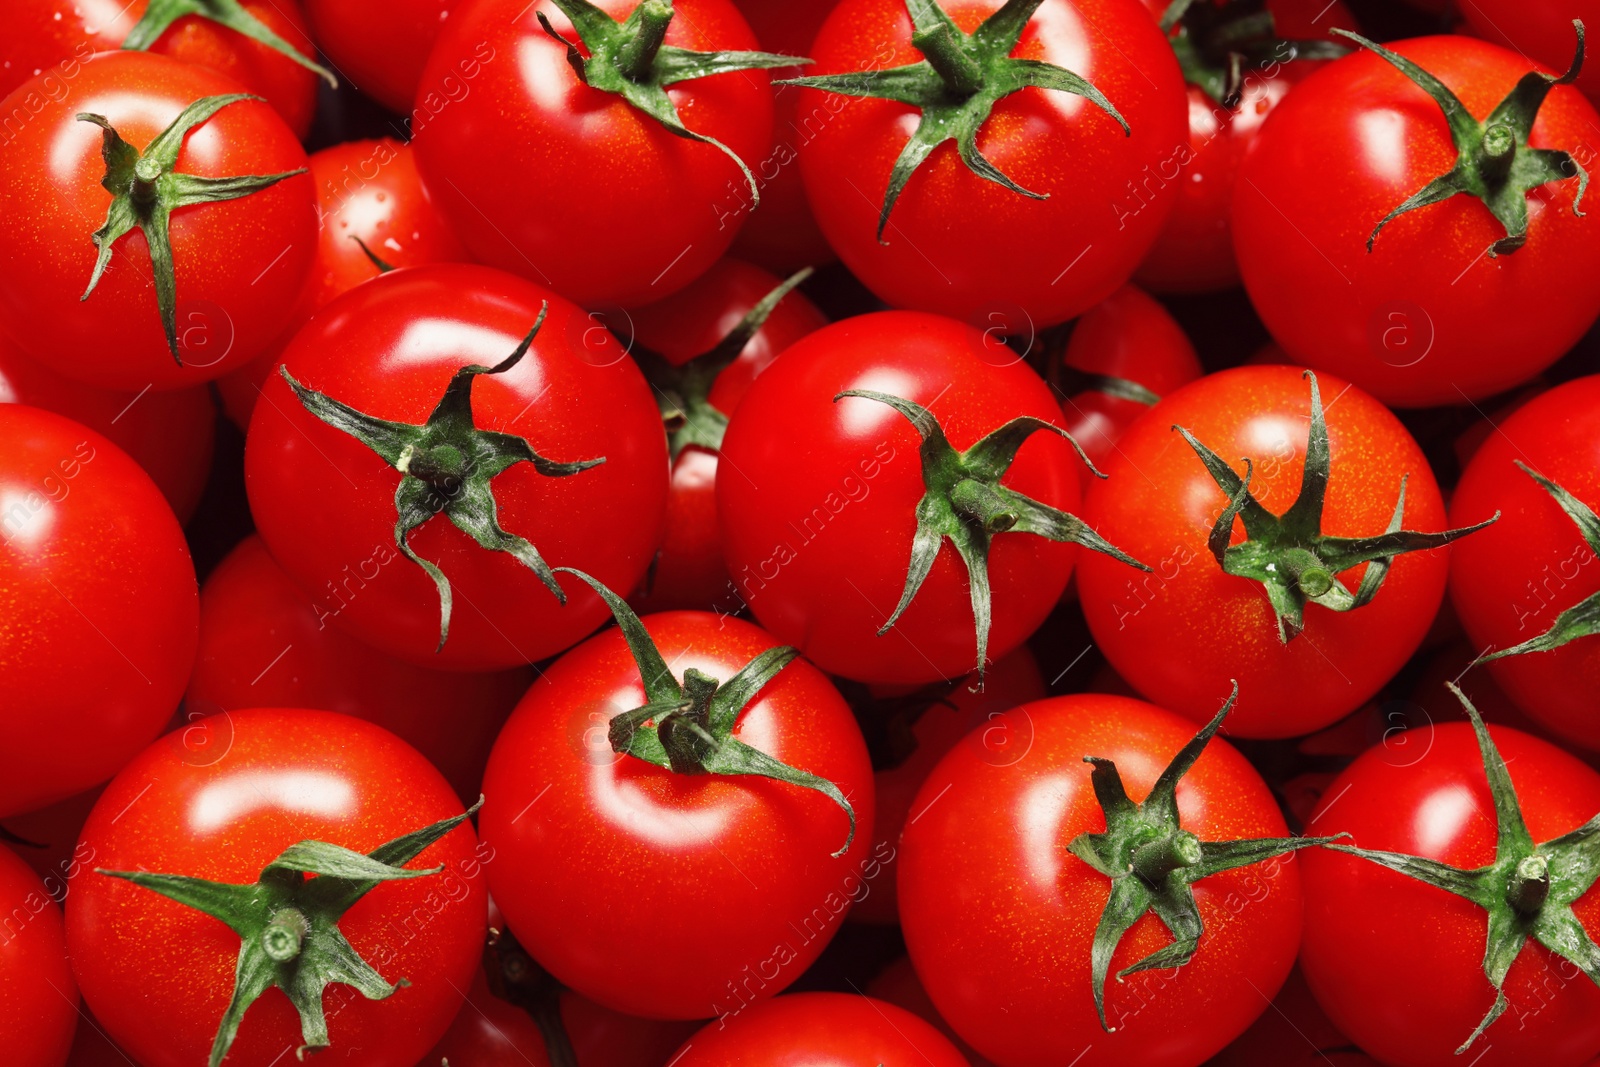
912, 23, 984, 95
1132, 831, 1203, 883
1480, 124, 1517, 184
951, 478, 1018, 534
616, 0, 674, 81
261, 908, 310, 962
1508, 854, 1550, 916
131, 156, 163, 206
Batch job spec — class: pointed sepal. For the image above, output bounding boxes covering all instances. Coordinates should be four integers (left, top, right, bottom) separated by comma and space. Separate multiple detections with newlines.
122, 0, 337, 86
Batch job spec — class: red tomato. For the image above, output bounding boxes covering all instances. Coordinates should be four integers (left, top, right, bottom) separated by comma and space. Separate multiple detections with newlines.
61, 1014, 134, 1067
1055, 284, 1201, 491
1462, 1, 1600, 104
0, 336, 214, 522
717, 310, 1105, 685
1302, 721, 1600, 1066
668, 992, 971, 1066
626, 257, 827, 613
898, 693, 1305, 1066
1233, 35, 1600, 407
794, 0, 1187, 328
865, 957, 997, 1066
0, 406, 197, 817
0, 787, 100, 900
0, 844, 78, 1067
0, 0, 321, 138
1078, 366, 1455, 738
1448, 375, 1600, 750
304, 0, 453, 113
480, 611, 874, 1020
66, 708, 488, 1067
412, 0, 777, 306
1209, 968, 1376, 1066
0, 52, 317, 391
245, 264, 668, 670
186, 535, 533, 802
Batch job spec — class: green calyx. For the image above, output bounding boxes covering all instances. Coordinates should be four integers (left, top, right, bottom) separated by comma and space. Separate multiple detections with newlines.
1158, 0, 1347, 107
1337, 22, 1589, 257
279, 303, 605, 651
78, 94, 306, 364
1177, 370, 1497, 643
777, 0, 1129, 240
535, 0, 802, 204
556, 567, 858, 856
1329, 685, 1600, 1053
99, 800, 481, 1067
122, 0, 336, 86
636, 267, 813, 461
835, 389, 1148, 686
1067, 683, 1342, 1031
350, 235, 397, 274
1478, 462, 1600, 662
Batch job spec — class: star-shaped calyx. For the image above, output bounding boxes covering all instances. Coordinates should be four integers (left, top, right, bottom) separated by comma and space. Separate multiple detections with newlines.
1335, 22, 1589, 256
121, 0, 335, 86
535, 0, 803, 203
835, 389, 1148, 686
1067, 683, 1342, 1030
279, 303, 605, 651
1328, 685, 1600, 1052
100, 801, 480, 1067
1176, 371, 1497, 643
1478, 463, 1600, 662
78, 94, 306, 363
557, 567, 857, 856
1157, 0, 1347, 107
778, 0, 1129, 239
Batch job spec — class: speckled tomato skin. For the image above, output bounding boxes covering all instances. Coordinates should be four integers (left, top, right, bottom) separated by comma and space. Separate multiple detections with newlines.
898, 693, 1304, 1067
481, 612, 874, 1021
411, 0, 775, 307
0, 51, 316, 391
0, 844, 78, 1067
668, 992, 972, 1066
66, 709, 487, 1067
1078, 365, 1451, 738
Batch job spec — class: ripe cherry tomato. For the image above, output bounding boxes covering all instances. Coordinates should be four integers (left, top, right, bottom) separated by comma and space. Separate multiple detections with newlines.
1209, 968, 1375, 1067
1078, 365, 1456, 738
303, 0, 451, 113
0, 406, 198, 817
669, 992, 971, 1066
66, 708, 488, 1067
481, 610, 874, 1020
0, 843, 78, 1067
0, 52, 317, 391
794, 0, 1187, 328
1233, 34, 1600, 407
246, 264, 668, 670
412, 0, 778, 306
1448, 375, 1600, 750
0, 336, 214, 522
898, 693, 1306, 1066
1461, 1, 1600, 104
186, 535, 533, 802
865, 956, 997, 1066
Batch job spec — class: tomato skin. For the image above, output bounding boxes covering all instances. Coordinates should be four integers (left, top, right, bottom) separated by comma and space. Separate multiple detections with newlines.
66, 708, 488, 1067
304, 0, 452, 113
865, 957, 997, 1065
411, 0, 775, 307
1209, 968, 1375, 1067
898, 693, 1304, 1067
626, 257, 827, 613
480, 612, 874, 1020
0, 52, 317, 392
0, 844, 78, 1067
1302, 723, 1600, 1067
1232, 36, 1600, 407
798, 0, 1187, 328
669, 992, 971, 1066
717, 310, 1084, 685
1461, 0, 1600, 105
186, 535, 533, 803
0, 406, 198, 817
1447, 375, 1600, 750
0, 337, 215, 522
245, 264, 669, 671
1077, 365, 1451, 738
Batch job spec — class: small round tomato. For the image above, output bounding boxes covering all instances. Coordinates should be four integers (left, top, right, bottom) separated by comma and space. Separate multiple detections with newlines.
1448, 375, 1600, 750
1233, 34, 1600, 407
0, 52, 317, 391
669, 992, 971, 1066
1210, 968, 1375, 1067
0, 406, 198, 818
412, 0, 777, 307
865, 957, 997, 1066
0, 844, 78, 1067
1461, 1, 1600, 105
898, 693, 1306, 1067
0, 336, 215, 522
186, 535, 533, 802
481, 609, 873, 1020
303, 0, 452, 113
246, 264, 668, 670
1078, 365, 1457, 738
66, 708, 488, 1067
